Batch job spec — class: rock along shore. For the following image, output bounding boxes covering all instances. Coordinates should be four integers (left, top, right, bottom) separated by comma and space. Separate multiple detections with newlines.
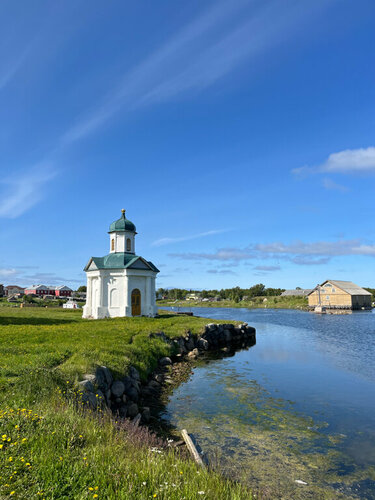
77, 322, 256, 426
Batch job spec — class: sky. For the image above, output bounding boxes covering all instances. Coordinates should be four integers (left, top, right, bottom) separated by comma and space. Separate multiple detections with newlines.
1, 0, 375, 291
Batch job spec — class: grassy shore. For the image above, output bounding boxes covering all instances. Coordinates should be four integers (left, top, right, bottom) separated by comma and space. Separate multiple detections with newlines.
157, 295, 309, 310
0, 307, 251, 499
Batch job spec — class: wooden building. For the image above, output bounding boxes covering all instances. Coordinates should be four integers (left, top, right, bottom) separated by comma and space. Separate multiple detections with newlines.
308, 280, 372, 310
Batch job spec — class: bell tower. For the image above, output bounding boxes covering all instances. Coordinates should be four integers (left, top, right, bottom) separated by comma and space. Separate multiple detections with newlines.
108, 209, 136, 254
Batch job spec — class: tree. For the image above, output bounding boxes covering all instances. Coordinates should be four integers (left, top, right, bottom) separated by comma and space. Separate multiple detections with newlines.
77, 286, 87, 293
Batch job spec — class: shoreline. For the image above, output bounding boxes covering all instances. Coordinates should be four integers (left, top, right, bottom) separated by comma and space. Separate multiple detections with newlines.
157, 298, 309, 311
0, 307, 256, 499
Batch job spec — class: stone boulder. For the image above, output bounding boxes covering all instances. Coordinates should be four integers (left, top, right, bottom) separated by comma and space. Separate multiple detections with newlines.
127, 402, 139, 419
126, 386, 139, 402
129, 366, 140, 381
159, 357, 172, 366
197, 338, 209, 350
79, 379, 94, 392
95, 366, 113, 390
111, 380, 125, 398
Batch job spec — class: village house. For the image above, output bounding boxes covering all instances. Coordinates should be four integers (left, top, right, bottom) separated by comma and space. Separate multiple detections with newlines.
54, 286, 73, 297
25, 285, 51, 296
24, 285, 73, 297
307, 280, 372, 310
5, 285, 25, 296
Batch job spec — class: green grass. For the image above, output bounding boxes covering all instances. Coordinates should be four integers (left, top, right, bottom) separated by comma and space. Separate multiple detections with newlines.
0, 307, 251, 499
157, 295, 309, 310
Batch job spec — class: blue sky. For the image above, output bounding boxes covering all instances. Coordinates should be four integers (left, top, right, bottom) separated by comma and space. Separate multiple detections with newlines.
1, 0, 375, 290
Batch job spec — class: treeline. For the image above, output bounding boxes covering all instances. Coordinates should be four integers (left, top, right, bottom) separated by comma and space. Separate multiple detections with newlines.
157, 284, 285, 302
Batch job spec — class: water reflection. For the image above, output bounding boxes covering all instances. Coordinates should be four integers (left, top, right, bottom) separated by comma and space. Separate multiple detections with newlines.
161, 307, 375, 499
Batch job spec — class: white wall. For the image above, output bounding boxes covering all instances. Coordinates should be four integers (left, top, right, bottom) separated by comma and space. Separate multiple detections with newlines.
83, 268, 157, 319
109, 232, 135, 254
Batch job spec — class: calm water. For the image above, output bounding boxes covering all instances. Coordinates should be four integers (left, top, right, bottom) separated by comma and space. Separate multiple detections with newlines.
161, 307, 375, 499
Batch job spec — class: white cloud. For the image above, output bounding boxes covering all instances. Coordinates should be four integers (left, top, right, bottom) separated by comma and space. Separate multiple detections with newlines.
321, 147, 375, 173
152, 229, 227, 247
292, 147, 375, 177
0, 268, 18, 278
322, 177, 348, 192
0, 165, 57, 218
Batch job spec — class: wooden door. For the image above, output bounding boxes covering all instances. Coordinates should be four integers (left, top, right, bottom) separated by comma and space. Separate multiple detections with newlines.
131, 289, 141, 316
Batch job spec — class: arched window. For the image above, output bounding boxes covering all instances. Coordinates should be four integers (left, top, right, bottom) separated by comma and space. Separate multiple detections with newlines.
126, 238, 131, 252
111, 239, 115, 251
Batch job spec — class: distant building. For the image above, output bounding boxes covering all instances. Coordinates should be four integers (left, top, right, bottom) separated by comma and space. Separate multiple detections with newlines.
54, 286, 73, 297
63, 298, 80, 309
281, 289, 312, 297
308, 280, 372, 310
5, 285, 25, 296
24, 285, 73, 297
25, 285, 51, 296
186, 293, 200, 301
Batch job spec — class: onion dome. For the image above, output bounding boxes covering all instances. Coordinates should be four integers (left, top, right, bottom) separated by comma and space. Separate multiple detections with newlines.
108, 209, 136, 233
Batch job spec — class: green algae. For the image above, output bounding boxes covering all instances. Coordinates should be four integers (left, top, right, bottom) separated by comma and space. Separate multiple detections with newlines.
167, 364, 375, 499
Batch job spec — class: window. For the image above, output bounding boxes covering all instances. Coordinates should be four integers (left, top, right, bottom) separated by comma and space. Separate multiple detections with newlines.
126, 238, 131, 252
111, 239, 115, 251
326, 295, 330, 300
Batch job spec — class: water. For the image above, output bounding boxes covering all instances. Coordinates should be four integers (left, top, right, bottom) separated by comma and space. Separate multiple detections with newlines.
161, 307, 375, 499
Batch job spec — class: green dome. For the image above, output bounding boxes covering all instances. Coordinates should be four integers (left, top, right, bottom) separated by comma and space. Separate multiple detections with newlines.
109, 210, 136, 233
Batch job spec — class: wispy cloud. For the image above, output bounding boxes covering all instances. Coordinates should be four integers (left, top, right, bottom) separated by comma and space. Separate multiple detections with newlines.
0, 165, 57, 218
292, 147, 375, 177
291, 256, 330, 266
0, 268, 18, 278
62, 0, 332, 145
322, 177, 348, 192
170, 238, 375, 266
152, 229, 228, 247
207, 269, 236, 275
169, 248, 256, 261
0, 49, 29, 92
254, 239, 375, 257
254, 265, 281, 271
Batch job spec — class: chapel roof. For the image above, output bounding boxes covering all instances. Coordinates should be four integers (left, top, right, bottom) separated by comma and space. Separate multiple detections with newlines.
84, 253, 159, 273
109, 209, 136, 233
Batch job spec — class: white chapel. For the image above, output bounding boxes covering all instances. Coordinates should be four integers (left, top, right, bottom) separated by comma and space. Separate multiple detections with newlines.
82, 210, 159, 319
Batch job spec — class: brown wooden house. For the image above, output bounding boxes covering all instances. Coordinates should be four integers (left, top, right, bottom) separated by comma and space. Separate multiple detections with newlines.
308, 280, 372, 310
